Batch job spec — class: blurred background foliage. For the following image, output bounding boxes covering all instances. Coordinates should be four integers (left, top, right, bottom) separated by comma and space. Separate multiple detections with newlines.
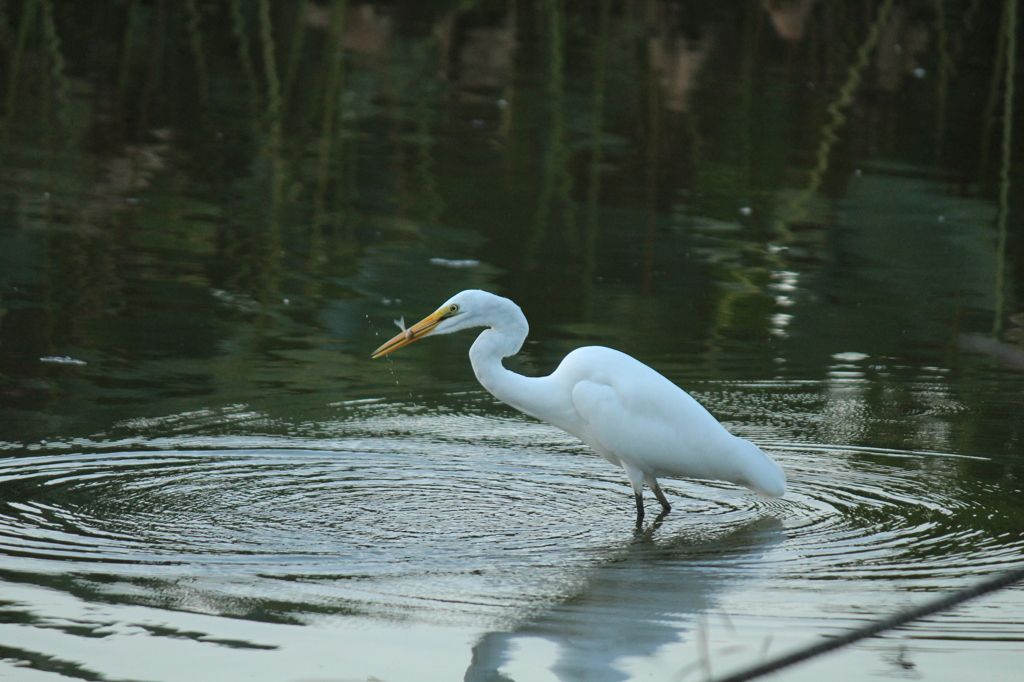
0, 0, 1021, 447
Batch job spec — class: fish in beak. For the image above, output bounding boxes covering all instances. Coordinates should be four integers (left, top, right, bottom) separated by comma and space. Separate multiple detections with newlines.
371, 307, 450, 358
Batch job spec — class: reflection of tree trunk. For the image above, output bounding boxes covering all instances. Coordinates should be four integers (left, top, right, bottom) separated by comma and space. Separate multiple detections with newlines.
979, 7, 1008, 182
283, 0, 310, 107
386, 67, 409, 219
258, 0, 284, 303
933, 0, 950, 162
40, 0, 70, 133
116, 0, 141, 106
784, 0, 894, 226
231, 0, 262, 112
993, 0, 1018, 337
583, 0, 611, 317
643, 47, 661, 296
4, 0, 36, 131
312, 0, 348, 272
137, 0, 167, 138
185, 0, 210, 107
410, 41, 443, 225
641, 1, 713, 295
496, 3, 518, 143
526, 0, 575, 275
41, 137, 171, 349
437, 3, 519, 184
740, 0, 762, 193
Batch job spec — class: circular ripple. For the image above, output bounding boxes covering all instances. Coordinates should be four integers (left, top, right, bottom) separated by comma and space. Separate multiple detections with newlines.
0, 445, 770, 569
762, 442, 1024, 590
1, 400, 1021, 624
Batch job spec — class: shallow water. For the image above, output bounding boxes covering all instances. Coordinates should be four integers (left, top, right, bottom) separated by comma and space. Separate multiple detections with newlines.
2, 2, 1024, 681
3, 379, 1023, 680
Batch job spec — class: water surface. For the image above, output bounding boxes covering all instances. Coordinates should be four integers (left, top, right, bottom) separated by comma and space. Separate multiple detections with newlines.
1, 2, 1023, 681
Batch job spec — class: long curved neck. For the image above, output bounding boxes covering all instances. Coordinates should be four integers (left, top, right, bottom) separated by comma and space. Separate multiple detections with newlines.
467, 308, 540, 417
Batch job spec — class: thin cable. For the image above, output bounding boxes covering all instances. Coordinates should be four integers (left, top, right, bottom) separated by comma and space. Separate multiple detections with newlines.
713, 563, 1024, 682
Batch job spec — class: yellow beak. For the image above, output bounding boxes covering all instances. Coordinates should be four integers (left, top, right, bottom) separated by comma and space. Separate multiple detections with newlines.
371, 308, 449, 358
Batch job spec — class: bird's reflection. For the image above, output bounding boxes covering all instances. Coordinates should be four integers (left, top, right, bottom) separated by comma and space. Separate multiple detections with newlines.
465, 516, 784, 682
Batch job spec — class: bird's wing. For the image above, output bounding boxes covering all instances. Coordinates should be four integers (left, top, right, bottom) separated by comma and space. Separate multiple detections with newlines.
568, 380, 624, 461
570, 379, 675, 468
570, 373, 728, 482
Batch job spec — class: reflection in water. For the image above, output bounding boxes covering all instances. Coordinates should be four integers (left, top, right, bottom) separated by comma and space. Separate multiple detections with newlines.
783, 0, 895, 225
763, 0, 818, 43
992, 0, 1018, 336
874, 4, 931, 93
1, 393, 1021, 679
1, 1, 1023, 680
821, 351, 871, 445
646, 2, 711, 114
465, 518, 785, 682
0, 380, 1022, 680
526, 0, 577, 278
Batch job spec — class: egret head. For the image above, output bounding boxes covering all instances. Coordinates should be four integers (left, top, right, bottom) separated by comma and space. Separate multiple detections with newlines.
371, 290, 503, 358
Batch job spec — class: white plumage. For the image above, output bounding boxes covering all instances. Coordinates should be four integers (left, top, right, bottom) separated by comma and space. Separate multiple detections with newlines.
373, 289, 786, 521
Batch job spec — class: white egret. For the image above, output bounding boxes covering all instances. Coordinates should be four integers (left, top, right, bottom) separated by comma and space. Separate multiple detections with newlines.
372, 290, 786, 522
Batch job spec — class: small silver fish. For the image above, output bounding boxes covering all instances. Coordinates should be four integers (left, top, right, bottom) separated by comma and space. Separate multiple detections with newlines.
394, 317, 414, 340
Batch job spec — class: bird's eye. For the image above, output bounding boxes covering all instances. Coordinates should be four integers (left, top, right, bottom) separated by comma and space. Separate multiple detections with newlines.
448, 304, 459, 314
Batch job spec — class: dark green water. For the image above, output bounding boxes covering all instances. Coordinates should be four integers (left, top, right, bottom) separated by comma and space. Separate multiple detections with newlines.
1, 2, 1023, 680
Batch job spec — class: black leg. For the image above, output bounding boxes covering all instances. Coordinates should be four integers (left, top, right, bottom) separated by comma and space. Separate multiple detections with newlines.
634, 491, 645, 524
651, 480, 672, 513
